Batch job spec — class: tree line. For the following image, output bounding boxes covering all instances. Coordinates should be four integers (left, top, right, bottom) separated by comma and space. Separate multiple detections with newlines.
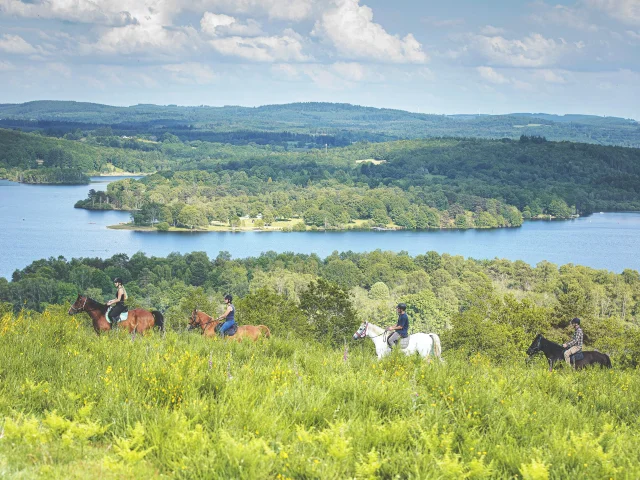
2, 250, 639, 366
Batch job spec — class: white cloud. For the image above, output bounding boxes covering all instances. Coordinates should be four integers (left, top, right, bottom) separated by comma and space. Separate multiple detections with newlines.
0, 0, 140, 26
480, 25, 506, 35
46, 62, 72, 78
421, 17, 465, 28
90, 24, 198, 56
195, 0, 314, 21
530, 4, 599, 31
200, 12, 262, 37
313, 0, 428, 64
331, 61, 365, 81
477, 66, 509, 84
585, 0, 640, 26
272, 61, 376, 88
627, 30, 640, 41
163, 62, 217, 84
469, 33, 572, 67
0, 60, 15, 71
209, 32, 310, 62
0, 34, 37, 55
534, 69, 567, 83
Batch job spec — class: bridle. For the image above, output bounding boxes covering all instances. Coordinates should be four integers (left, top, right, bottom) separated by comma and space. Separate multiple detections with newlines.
190, 310, 217, 332
69, 296, 88, 314
528, 334, 543, 355
354, 322, 385, 339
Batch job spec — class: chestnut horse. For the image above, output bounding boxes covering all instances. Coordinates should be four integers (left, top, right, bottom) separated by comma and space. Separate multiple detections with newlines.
188, 309, 270, 341
68, 294, 164, 335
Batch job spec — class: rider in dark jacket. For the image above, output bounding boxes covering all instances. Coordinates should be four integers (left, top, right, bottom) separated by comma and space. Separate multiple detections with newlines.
387, 303, 409, 348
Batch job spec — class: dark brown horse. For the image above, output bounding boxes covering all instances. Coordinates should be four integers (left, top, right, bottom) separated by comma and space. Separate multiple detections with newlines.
68, 294, 164, 335
189, 309, 270, 341
527, 333, 612, 371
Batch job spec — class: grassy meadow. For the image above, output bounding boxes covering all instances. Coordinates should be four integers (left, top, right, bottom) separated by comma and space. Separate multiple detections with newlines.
1, 307, 639, 479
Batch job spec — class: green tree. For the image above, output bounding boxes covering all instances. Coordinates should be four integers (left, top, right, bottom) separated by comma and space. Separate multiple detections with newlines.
299, 279, 357, 345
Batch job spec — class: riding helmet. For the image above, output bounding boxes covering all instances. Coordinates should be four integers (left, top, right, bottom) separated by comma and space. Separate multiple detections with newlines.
571, 317, 581, 325
224, 294, 233, 302
397, 303, 407, 311
113, 277, 123, 285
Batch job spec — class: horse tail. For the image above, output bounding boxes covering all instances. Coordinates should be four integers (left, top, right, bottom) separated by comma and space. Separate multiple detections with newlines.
604, 353, 612, 368
429, 333, 444, 362
258, 325, 271, 338
152, 311, 165, 332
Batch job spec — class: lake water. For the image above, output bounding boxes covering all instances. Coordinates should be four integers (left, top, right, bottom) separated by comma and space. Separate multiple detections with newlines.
1, 177, 639, 279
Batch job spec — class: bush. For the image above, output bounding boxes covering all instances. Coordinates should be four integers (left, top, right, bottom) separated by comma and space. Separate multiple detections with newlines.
368, 282, 390, 300
156, 222, 170, 231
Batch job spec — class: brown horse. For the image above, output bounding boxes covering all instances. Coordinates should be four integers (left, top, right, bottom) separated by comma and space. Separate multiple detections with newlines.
68, 294, 164, 335
188, 309, 270, 341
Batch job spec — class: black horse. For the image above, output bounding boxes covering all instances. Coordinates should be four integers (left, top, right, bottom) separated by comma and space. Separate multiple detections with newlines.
526, 334, 612, 371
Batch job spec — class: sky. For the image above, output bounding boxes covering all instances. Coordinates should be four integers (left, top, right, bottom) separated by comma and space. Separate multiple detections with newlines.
0, 0, 639, 118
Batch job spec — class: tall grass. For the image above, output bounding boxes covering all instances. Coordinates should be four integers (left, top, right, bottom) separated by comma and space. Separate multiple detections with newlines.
1, 307, 639, 479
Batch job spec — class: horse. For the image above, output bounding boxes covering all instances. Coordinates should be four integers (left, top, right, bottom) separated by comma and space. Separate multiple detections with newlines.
353, 321, 443, 361
188, 309, 271, 341
68, 294, 164, 335
526, 333, 612, 371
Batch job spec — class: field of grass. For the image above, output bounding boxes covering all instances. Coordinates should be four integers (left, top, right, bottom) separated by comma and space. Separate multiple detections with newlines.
1, 307, 639, 479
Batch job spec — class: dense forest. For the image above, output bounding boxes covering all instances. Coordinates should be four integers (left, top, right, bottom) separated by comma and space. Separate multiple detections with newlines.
74, 172, 524, 230
2, 249, 639, 365
1, 100, 639, 147
69, 136, 640, 229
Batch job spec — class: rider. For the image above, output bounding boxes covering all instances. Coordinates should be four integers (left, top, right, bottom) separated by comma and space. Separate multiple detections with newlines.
562, 317, 583, 366
386, 303, 409, 348
216, 294, 236, 337
106, 277, 127, 324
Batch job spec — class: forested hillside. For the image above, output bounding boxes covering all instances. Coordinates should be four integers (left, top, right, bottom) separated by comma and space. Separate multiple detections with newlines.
1, 101, 638, 147
2, 249, 639, 365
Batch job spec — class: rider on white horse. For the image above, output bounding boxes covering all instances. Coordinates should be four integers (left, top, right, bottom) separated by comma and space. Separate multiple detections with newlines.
386, 303, 409, 348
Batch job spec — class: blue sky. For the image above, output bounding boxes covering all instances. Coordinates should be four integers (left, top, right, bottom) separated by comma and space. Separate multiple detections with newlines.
0, 0, 638, 118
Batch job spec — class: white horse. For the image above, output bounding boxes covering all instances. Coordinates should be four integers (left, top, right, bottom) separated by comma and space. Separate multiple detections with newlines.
353, 321, 443, 361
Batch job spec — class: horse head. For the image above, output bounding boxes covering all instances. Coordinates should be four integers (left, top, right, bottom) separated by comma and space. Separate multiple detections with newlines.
526, 333, 543, 357
188, 309, 201, 331
353, 321, 368, 340
68, 294, 88, 315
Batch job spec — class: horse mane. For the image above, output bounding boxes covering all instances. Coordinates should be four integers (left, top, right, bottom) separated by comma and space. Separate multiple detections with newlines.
539, 334, 564, 353
83, 296, 108, 312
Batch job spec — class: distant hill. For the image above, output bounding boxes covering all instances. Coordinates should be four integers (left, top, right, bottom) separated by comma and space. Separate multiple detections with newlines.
0, 101, 639, 147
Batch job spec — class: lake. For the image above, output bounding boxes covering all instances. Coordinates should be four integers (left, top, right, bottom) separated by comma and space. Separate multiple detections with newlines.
1, 177, 639, 280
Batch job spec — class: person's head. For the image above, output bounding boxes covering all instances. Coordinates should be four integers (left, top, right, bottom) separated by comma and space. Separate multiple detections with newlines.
396, 303, 407, 313
224, 294, 233, 304
571, 317, 581, 328
113, 277, 123, 286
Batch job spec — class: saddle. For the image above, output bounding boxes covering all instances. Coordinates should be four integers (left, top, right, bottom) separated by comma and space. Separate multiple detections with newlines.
570, 351, 584, 364
214, 323, 238, 337
106, 306, 128, 324
385, 332, 410, 349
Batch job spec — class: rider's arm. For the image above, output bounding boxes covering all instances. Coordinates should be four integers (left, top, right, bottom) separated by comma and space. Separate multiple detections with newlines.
564, 331, 579, 348
217, 305, 233, 321
107, 288, 124, 306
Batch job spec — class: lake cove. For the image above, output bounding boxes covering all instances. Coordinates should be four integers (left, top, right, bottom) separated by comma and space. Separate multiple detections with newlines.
1, 178, 639, 279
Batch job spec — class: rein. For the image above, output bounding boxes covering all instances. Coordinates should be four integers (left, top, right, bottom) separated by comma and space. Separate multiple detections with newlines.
191, 312, 218, 333
69, 296, 89, 314
355, 322, 386, 339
